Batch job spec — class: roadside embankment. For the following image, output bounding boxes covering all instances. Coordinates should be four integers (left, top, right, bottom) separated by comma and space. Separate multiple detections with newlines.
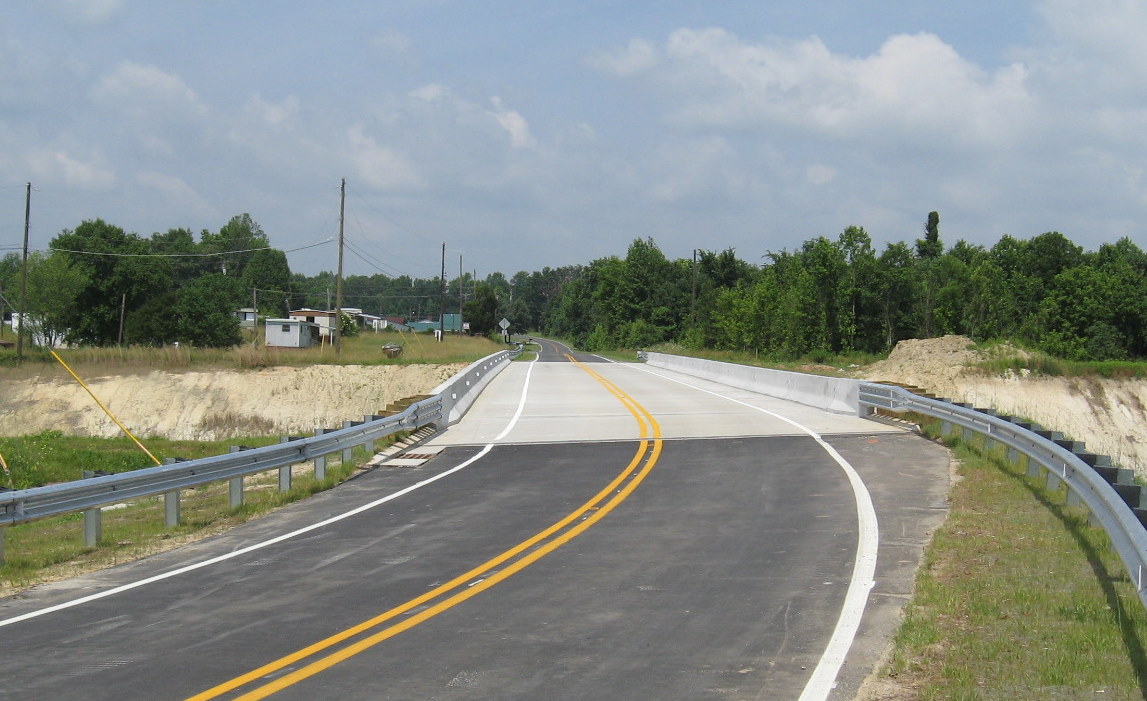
862, 335, 1147, 476
0, 364, 464, 441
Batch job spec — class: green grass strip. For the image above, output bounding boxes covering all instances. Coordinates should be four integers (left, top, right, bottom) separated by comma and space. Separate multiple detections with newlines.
879, 423, 1147, 699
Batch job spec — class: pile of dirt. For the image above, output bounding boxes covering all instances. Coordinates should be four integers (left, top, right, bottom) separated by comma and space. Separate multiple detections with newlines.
0, 364, 465, 441
861, 336, 1147, 475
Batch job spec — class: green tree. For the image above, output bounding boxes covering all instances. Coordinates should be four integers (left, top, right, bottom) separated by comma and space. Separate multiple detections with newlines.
53, 219, 174, 345
1037, 265, 1126, 360
464, 284, 499, 336
876, 242, 918, 350
124, 292, 181, 346
339, 311, 360, 338
200, 213, 270, 279
174, 274, 244, 347
150, 227, 208, 286
915, 211, 943, 259
242, 248, 293, 309
21, 251, 89, 347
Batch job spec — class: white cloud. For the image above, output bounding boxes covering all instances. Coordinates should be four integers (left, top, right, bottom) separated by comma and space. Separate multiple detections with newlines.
410, 84, 447, 102
27, 150, 115, 190
345, 126, 426, 191
136, 171, 214, 217
656, 28, 1032, 149
242, 94, 300, 128
90, 62, 208, 119
490, 97, 535, 149
805, 164, 836, 185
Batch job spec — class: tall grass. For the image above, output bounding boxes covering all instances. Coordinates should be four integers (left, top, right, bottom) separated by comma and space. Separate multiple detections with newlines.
0, 332, 505, 378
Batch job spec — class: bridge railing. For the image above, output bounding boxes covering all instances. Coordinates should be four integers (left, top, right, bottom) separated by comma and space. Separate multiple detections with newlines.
859, 381, 1147, 609
0, 345, 522, 562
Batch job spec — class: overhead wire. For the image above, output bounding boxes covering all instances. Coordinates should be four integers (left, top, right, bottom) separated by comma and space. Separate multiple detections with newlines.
48, 238, 333, 258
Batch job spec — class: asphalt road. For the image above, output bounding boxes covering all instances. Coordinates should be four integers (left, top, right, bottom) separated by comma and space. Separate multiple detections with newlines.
0, 341, 950, 700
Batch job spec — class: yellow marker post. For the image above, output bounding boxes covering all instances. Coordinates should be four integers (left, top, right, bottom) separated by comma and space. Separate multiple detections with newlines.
0, 450, 11, 488
49, 350, 161, 466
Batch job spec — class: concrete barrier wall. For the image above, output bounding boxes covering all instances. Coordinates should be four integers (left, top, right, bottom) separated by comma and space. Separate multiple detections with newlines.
431, 349, 517, 425
644, 352, 860, 415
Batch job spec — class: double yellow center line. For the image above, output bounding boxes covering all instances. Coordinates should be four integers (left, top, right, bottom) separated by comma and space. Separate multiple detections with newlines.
188, 355, 661, 700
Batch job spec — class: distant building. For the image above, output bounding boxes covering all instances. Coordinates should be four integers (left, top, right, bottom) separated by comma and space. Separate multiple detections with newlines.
235, 308, 257, 329
289, 308, 338, 338
406, 315, 462, 333
265, 319, 321, 348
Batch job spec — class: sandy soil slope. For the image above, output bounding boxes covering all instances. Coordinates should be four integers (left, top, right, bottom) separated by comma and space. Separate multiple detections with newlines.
0, 364, 464, 441
861, 335, 1147, 476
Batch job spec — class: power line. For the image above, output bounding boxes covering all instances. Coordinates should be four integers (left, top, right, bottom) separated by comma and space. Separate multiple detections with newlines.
47, 238, 333, 258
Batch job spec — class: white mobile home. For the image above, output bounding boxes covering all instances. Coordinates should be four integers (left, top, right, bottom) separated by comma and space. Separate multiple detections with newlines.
265, 319, 320, 348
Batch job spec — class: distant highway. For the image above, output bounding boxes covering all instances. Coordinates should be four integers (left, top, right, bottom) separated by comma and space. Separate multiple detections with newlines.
0, 341, 949, 700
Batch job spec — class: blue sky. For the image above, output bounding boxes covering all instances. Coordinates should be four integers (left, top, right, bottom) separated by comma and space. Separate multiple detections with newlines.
2, 1, 1144, 279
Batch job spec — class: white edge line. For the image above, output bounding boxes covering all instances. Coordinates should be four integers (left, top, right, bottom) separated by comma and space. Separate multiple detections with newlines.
0, 354, 539, 630
618, 361, 878, 701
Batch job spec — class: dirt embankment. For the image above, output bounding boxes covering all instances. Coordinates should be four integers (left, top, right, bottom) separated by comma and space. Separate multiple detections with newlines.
0, 364, 464, 441
862, 335, 1147, 476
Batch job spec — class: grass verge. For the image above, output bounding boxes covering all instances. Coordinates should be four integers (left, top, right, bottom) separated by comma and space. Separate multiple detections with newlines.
874, 420, 1147, 699
0, 439, 395, 597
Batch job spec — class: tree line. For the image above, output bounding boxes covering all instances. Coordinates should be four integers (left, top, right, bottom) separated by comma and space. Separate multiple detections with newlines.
3, 211, 1145, 360
1, 215, 293, 348
539, 216, 1147, 361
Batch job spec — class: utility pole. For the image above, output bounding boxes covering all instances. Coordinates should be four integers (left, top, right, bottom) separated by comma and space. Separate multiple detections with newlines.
438, 242, 446, 340
16, 182, 30, 362
458, 253, 463, 334
690, 249, 698, 330
117, 293, 126, 346
252, 288, 259, 348
335, 177, 346, 355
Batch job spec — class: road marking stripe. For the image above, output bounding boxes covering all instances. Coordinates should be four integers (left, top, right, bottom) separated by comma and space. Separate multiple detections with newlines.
619, 362, 877, 701
187, 350, 663, 700
0, 358, 548, 632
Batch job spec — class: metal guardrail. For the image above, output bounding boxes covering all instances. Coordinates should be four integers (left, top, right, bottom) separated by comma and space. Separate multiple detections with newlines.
859, 381, 1147, 609
0, 345, 521, 543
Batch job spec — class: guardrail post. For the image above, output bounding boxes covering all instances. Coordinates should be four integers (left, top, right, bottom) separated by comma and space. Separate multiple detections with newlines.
0, 527, 5, 566
227, 446, 245, 508
341, 421, 356, 464
278, 437, 301, 492
82, 470, 102, 547
313, 428, 329, 481
363, 415, 379, 455
1026, 456, 1042, 479
161, 458, 182, 527
163, 491, 180, 527
83, 508, 101, 548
